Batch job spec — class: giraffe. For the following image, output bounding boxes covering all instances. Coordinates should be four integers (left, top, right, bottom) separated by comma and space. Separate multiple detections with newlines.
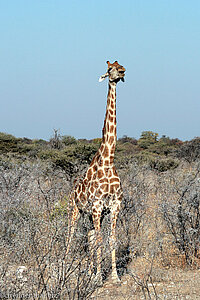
67, 61, 126, 284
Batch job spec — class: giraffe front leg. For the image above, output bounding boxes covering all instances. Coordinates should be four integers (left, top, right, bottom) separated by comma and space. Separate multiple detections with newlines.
110, 203, 121, 283
91, 206, 103, 285
93, 217, 102, 275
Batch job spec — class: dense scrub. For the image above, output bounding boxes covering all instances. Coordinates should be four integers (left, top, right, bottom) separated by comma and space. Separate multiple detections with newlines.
0, 131, 200, 299
0, 130, 195, 174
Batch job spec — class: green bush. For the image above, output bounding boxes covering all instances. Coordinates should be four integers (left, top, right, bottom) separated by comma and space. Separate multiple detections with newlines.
135, 151, 158, 165
62, 135, 77, 146
91, 138, 102, 144
149, 157, 179, 172
176, 137, 200, 163
138, 131, 159, 149
118, 135, 137, 145
0, 132, 17, 141
134, 150, 179, 172
50, 198, 69, 220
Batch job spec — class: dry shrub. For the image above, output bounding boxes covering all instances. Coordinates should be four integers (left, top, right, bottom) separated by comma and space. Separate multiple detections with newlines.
0, 161, 100, 299
1, 156, 200, 299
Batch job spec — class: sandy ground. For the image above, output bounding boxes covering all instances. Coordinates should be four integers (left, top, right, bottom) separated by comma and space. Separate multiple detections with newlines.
91, 264, 200, 299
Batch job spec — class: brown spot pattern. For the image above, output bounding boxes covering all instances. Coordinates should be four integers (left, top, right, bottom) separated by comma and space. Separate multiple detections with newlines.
109, 116, 114, 123
108, 169, 113, 177
110, 125, 114, 133
94, 181, 99, 188
87, 168, 92, 180
96, 190, 103, 197
93, 165, 97, 172
103, 145, 109, 158
97, 169, 104, 178
110, 177, 119, 184
99, 158, 103, 167
109, 109, 113, 115
100, 144, 104, 152
100, 178, 106, 183
101, 184, 109, 192
111, 146, 115, 155
80, 192, 86, 204
104, 160, 110, 166
109, 136, 114, 144
93, 208, 97, 214
110, 184, 119, 194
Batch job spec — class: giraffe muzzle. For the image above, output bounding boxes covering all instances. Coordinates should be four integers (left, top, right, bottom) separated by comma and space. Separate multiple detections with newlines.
99, 72, 109, 82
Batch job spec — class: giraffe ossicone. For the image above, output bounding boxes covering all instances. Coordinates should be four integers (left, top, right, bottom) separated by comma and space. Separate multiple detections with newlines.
67, 61, 126, 284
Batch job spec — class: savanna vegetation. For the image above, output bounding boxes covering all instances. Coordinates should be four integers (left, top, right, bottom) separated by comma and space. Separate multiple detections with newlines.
0, 130, 200, 299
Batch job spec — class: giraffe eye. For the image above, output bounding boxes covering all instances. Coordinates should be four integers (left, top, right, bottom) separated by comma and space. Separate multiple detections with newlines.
108, 67, 112, 72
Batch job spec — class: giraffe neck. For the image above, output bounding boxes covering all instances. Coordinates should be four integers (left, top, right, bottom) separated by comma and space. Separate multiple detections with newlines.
100, 81, 117, 166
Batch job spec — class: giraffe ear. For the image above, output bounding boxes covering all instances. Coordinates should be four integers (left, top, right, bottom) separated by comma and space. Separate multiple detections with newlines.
99, 72, 109, 82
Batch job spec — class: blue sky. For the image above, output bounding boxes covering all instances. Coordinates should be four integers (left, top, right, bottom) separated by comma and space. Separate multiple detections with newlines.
0, 1, 199, 141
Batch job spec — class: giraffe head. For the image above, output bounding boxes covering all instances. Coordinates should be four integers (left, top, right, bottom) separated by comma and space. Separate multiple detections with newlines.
99, 61, 126, 83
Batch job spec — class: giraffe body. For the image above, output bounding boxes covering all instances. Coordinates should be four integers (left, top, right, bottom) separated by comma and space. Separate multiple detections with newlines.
67, 61, 126, 283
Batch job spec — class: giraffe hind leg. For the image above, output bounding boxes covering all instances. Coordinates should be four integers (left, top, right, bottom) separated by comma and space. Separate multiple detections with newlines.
110, 202, 121, 283
88, 229, 95, 275
88, 206, 103, 286
66, 204, 79, 255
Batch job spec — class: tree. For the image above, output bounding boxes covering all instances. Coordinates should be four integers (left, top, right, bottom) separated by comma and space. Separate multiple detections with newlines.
118, 135, 137, 145
138, 131, 159, 149
62, 135, 77, 146
50, 129, 62, 149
